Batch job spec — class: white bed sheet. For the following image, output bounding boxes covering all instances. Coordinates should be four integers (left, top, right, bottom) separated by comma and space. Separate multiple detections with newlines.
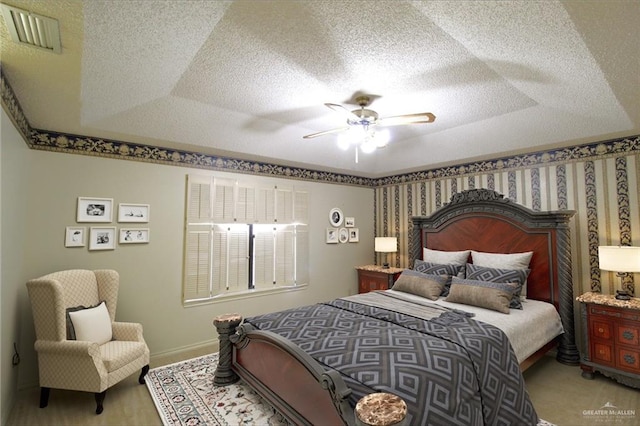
384, 289, 564, 363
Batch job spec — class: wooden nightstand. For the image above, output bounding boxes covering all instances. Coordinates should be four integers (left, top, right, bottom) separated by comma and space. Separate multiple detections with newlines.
577, 292, 640, 389
356, 265, 404, 294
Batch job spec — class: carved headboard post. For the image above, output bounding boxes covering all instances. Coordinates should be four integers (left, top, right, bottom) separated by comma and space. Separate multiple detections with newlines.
411, 189, 579, 365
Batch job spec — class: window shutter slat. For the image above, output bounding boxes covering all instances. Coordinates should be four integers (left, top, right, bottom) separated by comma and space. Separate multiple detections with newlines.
295, 225, 309, 285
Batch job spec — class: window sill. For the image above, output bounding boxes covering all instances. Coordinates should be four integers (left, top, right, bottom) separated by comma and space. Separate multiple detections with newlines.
183, 283, 308, 308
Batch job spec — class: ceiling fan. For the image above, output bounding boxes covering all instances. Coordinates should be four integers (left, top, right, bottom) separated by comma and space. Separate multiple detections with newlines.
303, 95, 436, 142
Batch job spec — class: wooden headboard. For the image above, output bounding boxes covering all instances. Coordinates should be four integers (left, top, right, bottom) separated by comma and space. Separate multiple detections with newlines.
410, 189, 579, 365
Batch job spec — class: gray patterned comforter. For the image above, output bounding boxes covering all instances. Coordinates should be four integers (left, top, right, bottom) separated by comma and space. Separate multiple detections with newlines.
246, 291, 538, 425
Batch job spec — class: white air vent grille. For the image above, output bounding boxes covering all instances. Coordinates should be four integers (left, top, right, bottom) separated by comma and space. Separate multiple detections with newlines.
1, 4, 61, 53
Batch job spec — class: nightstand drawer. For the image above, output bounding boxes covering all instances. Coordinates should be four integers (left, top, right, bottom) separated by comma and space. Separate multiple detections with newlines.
616, 347, 640, 372
591, 341, 615, 366
590, 319, 613, 341
616, 324, 640, 346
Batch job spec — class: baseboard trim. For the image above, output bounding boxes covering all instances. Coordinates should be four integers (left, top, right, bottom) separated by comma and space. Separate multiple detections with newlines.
150, 339, 219, 363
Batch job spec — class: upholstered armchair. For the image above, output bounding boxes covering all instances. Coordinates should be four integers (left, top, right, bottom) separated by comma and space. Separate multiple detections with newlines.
26, 269, 150, 414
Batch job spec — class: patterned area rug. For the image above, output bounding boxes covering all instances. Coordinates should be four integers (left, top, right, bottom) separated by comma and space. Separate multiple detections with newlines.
146, 352, 556, 426
146, 353, 286, 425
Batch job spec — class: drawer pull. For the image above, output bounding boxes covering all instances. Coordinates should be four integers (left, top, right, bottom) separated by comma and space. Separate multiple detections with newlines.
623, 354, 636, 365
598, 328, 604, 333
622, 330, 635, 341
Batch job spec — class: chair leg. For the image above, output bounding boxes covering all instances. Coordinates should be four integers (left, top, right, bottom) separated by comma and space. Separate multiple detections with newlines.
95, 391, 106, 415
139, 364, 150, 384
39, 387, 50, 408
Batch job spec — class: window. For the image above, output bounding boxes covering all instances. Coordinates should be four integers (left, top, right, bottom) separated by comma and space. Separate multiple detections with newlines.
183, 175, 308, 303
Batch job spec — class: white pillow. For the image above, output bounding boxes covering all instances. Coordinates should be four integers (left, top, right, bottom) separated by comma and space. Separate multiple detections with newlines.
471, 250, 534, 299
423, 248, 470, 265
471, 251, 533, 270
68, 301, 113, 344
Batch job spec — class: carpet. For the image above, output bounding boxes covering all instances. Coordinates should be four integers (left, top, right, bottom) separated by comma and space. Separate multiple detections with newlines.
146, 353, 286, 425
146, 352, 556, 426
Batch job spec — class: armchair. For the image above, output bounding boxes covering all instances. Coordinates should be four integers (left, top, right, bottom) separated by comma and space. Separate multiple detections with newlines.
26, 269, 150, 414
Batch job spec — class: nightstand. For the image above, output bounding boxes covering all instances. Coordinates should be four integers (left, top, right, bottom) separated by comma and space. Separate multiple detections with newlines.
577, 292, 640, 389
356, 265, 404, 294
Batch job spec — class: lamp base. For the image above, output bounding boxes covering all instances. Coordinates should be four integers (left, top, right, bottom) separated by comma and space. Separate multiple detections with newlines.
615, 290, 631, 300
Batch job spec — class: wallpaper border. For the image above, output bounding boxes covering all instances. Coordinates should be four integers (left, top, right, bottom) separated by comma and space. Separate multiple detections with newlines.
1, 67, 638, 187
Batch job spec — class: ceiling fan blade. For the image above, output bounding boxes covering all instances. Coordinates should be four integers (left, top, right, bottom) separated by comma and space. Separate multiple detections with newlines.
324, 103, 361, 121
377, 112, 436, 126
303, 126, 351, 139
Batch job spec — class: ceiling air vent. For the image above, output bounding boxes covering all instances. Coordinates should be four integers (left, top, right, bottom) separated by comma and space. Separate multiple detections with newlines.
1, 4, 61, 53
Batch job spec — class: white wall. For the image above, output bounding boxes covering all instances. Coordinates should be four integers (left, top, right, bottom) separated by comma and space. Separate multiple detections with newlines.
0, 114, 375, 400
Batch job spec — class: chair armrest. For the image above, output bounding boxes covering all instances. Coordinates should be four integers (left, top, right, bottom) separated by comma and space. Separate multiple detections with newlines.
112, 321, 145, 342
34, 339, 101, 357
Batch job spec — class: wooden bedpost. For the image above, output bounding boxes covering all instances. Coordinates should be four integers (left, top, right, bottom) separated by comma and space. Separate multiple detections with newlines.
213, 313, 242, 386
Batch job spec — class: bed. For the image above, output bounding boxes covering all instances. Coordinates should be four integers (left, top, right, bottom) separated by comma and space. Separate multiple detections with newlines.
213, 189, 579, 425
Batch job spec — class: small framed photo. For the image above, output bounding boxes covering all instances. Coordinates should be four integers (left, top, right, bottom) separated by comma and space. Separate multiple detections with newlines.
77, 197, 113, 222
119, 228, 150, 244
118, 203, 150, 223
338, 228, 349, 244
329, 207, 343, 227
326, 228, 338, 244
89, 227, 116, 251
349, 228, 359, 243
345, 217, 355, 227
65, 226, 86, 247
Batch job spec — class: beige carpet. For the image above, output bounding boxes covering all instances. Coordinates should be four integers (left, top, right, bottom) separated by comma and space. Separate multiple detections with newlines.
6, 350, 639, 426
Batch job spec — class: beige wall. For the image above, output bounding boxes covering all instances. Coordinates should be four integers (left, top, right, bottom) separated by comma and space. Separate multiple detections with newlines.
1, 111, 375, 399
1, 108, 32, 424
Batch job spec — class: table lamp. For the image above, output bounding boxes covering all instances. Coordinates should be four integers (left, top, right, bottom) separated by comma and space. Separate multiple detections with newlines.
375, 237, 397, 269
598, 245, 640, 300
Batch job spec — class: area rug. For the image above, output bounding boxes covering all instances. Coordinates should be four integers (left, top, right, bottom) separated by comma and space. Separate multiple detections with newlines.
146, 353, 286, 425
146, 352, 556, 426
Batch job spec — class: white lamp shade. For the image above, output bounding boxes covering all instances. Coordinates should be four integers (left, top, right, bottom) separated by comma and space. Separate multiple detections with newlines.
598, 246, 640, 272
375, 237, 397, 253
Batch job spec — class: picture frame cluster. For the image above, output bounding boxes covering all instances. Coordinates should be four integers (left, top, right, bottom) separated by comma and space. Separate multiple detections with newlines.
65, 197, 150, 250
326, 207, 358, 244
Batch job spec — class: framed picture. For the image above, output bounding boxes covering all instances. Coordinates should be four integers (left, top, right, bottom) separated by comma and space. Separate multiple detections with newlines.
118, 203, 150, 223
338, 228, 349, 244
65, 226, 86, 247
345, 217, 355, 227
349, 228, 359, 243
119, 228, 150, 244
89, 227, 116, 250
326, 228, 338, 244
77, 197, 113, 222
329, 207, 343, 227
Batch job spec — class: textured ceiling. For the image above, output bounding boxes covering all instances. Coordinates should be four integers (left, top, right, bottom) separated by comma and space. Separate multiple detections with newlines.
1, 0, 639, 178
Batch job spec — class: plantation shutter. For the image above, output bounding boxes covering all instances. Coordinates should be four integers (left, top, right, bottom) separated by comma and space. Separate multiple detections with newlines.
255, 186, 275, 223
187, 175, 212, 222
227, 226, 249, 292
212, 225, 249, 295
183, 225, 212, 300
236, 183, 255, 223
212, 178, 235, 223
253, 227, 275, 288
295, 225, 309, 285
275, 187, 293, 223
275, 226, 295, 285
211, 225, 228, 295
294, 190, 308, 224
